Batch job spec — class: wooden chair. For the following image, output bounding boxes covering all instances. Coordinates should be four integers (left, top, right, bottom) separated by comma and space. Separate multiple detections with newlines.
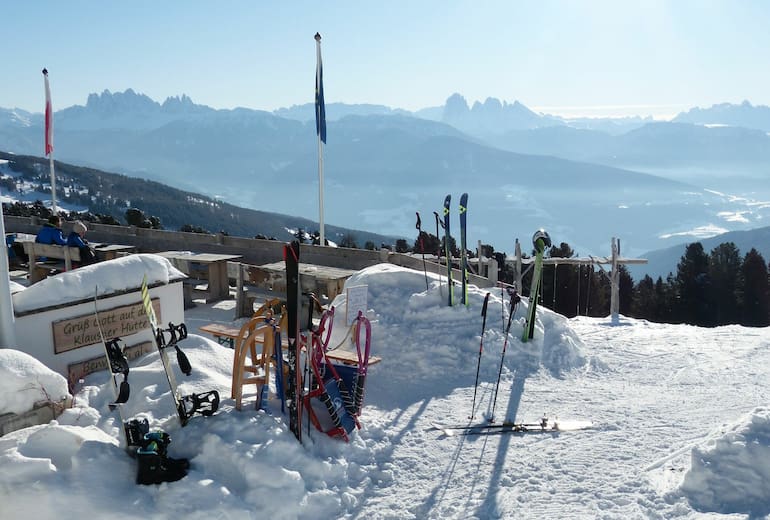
231, 300, 288, 409
232, 319, 276, 411
230, 298, 282, 398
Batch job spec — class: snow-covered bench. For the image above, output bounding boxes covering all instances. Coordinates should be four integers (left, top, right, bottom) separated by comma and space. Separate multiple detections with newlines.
21, 242, 82, 283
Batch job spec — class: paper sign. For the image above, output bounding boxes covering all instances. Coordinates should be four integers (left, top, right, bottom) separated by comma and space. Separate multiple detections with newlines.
346, 285, 368, 325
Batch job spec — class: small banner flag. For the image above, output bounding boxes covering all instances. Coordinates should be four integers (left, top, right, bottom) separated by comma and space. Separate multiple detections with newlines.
315, 33, 327, 144
42, 68, 53, 155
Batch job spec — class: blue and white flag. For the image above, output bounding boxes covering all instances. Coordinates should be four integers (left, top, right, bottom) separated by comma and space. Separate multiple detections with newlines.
315, 33, 326, 144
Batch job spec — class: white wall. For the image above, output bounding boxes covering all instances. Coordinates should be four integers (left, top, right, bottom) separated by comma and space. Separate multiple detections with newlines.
13, 282, 184, 380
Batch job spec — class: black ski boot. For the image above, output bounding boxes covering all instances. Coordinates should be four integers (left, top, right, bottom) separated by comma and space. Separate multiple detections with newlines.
135, 433, 188, 485
146, 431, 191, 471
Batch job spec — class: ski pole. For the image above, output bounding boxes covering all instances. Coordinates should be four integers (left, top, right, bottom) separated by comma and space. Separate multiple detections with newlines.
434, 211, 444, 297
470, 292, 491, 419
416, 212, 429, 291
489, 287, 521, 422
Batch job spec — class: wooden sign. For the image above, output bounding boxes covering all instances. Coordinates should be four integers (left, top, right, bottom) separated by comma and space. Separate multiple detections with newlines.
52, 299, 161, 354
346, 285, 368, 325
67, 341, 155, 387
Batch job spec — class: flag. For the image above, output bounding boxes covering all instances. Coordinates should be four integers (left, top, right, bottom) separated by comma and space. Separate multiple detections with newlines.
315, 34, 327, 144
43, 68, 53, 156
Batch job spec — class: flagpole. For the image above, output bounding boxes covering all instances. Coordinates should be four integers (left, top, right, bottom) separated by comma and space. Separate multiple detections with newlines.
315, 33, 325, 246
0, 203, 17, 348
43, 68, 57, 215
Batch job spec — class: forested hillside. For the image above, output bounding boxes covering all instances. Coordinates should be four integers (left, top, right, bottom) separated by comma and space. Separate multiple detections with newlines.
0, 151, 398, 247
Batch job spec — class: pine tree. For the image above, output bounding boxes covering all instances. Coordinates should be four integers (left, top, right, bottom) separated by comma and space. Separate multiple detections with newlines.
740, 248, 769, 327
675, 243, 711, 325
395, 239, 411, 253
708, 242, 742, 325
618, 265, 634, 317
632, 275, 657, 319
413, 231, 440, 256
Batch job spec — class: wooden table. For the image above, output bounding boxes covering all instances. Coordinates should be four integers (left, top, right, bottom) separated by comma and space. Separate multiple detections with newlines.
91, 242, 136, 261
156, 251, 243, 302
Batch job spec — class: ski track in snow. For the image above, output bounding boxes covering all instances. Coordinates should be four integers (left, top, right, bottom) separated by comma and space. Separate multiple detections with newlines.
352, 318, 770, 520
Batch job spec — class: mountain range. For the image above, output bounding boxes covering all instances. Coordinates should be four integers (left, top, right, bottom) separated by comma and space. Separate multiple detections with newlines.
2, 90, 770, 270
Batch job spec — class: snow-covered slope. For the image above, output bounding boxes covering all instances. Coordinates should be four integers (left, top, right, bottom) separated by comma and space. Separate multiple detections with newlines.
1, 264, 769, 518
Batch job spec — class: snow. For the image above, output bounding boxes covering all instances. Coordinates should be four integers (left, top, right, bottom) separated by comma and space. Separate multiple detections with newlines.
12, 253, 185, 313
0, 349, 69, 415
2, 262, 770, 518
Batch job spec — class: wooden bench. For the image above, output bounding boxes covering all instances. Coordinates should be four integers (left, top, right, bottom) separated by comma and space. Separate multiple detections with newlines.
323, 348, 381, 367
200, 322, 381, 367
199, 322, 246, 349
22, 242, 82, 283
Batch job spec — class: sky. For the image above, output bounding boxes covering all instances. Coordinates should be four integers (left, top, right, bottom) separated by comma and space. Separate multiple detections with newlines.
3, 258, 770, 517
4, 1, 770, 119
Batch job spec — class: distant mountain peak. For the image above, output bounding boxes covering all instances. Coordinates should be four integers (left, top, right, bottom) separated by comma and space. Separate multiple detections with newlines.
441, 92, 559, 134
673, 100, 770, 132
85, 89, 160, 113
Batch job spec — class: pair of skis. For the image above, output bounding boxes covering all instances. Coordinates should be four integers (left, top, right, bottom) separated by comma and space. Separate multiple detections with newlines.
431, 416, 593, 437
284, 241, 303, 442
441, 193, 469, 307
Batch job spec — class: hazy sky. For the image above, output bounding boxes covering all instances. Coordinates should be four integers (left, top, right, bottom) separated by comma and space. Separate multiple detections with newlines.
4, 1, 770, 119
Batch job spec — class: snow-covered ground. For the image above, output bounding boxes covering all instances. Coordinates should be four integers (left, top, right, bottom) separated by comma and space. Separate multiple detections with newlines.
2, 261, 770, 519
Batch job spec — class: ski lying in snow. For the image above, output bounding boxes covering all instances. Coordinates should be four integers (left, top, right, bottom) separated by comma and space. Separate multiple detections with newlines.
431, 418, 593, 437
141, 276, 219, 426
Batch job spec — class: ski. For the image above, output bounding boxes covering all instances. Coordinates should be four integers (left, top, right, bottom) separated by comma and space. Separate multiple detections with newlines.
459, 193, 469, 306
140, 276, 219, 426
284, 240, 303, 442
431, 418, 593, 437
522, 229, 551, 342
443, 194, 454, 306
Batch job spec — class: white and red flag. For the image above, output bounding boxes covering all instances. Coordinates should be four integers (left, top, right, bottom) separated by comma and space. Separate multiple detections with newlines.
43, 68, 53, 155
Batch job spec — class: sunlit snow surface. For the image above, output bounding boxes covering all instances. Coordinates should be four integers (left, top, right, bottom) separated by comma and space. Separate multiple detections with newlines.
1, 263, 770, 519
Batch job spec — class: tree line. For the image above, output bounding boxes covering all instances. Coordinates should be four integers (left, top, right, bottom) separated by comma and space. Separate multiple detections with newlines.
520, 241, 769, 327
407, 230, 769, 327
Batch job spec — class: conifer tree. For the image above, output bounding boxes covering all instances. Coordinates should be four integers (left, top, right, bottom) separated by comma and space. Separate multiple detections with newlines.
632, 275, 657, 319
740, 248, 769, 327
708, 242, 742, 325
675, 243, 711, 325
